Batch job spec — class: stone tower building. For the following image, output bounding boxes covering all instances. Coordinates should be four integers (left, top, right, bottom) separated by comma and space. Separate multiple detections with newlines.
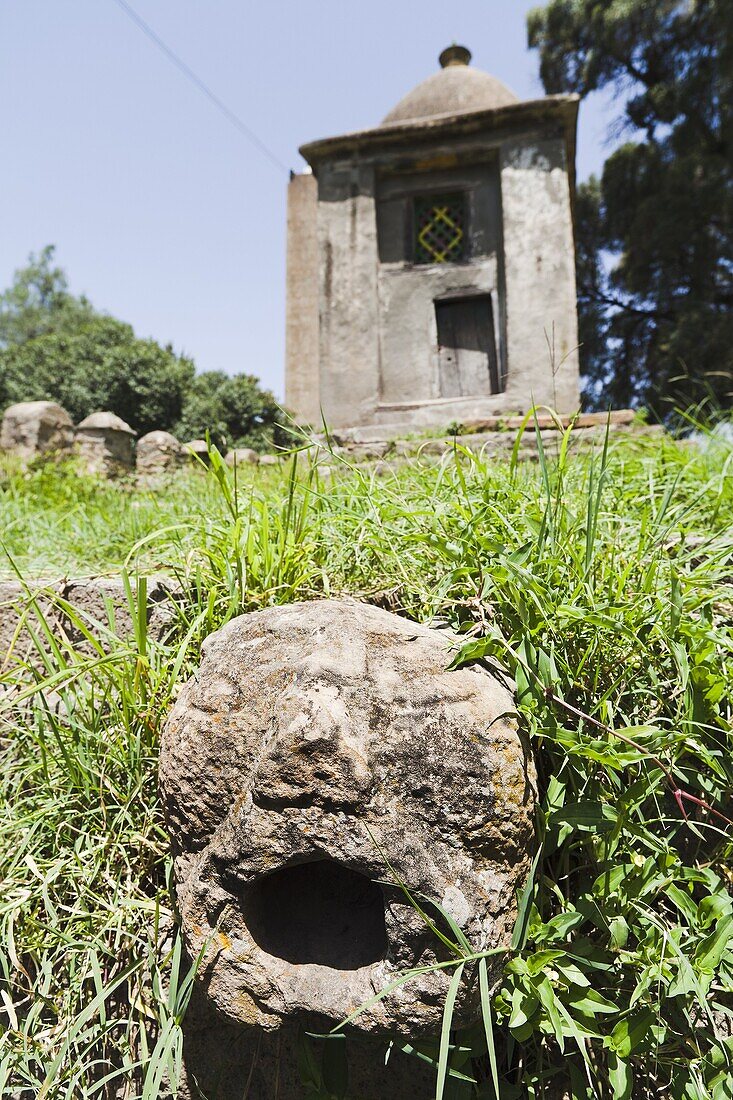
285, 46, 580, 433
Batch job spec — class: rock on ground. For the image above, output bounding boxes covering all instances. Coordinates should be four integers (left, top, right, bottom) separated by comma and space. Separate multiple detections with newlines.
174, 1001, 436, 1100
0, 580, 56, 671
56, 575, 180, 650
161, 598, 536, 1056
184, 439, 210, 466
224, 447, 259, 467
136, 430, 187, 477
75, 411, 136, 477
0, 575, 181, 674
0, 401, 75, 461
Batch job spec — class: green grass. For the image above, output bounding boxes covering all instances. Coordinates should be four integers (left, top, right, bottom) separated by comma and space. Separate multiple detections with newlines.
1, 424, 732, 1098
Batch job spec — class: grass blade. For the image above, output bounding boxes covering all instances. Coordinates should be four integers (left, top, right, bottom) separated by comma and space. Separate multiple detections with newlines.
435, 962, 465, 1100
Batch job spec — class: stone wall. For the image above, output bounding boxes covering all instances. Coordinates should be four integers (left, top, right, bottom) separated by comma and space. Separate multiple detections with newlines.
316, 162, 382, 428
284, 172, 321, 424
500, 136, 579, 412
0, 403, 281, 476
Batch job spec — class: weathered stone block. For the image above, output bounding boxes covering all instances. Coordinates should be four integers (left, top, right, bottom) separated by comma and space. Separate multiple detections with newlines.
0, 401, 74, 461
0, 575, 181, 674
56, 575, 180, 650
136, 430, 186, 477
0, 580, 55, 672
160, 599, 535, 1052
174, 1011, 436, 1100
184, 439, 211, 466
75, 411, 136, 477
224, 447, 259, 467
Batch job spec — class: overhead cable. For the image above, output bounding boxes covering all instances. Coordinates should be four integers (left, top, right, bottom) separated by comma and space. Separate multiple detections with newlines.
109, 0, 291, 176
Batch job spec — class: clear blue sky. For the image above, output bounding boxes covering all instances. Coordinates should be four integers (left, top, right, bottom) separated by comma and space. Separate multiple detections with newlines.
0, 1, 617, 399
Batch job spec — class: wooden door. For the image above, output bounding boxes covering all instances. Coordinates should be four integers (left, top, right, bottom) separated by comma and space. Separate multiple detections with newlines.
436, 296, 500, 398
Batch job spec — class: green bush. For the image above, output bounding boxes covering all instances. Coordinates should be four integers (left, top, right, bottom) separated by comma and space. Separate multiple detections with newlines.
174, 369, 288, 452
0, 314, 195, 436
0, 248, 285, 446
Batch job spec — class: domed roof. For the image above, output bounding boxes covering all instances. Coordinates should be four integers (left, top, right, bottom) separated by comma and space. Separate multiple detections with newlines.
381, 45, 518, 126
77, 411, 135, 434
137, 430, 181, 447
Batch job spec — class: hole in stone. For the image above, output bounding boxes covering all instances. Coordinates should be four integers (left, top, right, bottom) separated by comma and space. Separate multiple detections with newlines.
239, 859, 387, 969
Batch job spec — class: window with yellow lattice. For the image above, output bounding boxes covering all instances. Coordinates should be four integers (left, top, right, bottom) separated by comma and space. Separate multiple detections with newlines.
413, 193, 467, 264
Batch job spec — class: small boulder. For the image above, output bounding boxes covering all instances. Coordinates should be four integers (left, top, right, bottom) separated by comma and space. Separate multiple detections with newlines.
57, 575, 180, 650
136, 430, 186, 477
184, 439, 210, 466
224, 447, 259, 468
0, 401, 74, 461
75, 411, 136, 477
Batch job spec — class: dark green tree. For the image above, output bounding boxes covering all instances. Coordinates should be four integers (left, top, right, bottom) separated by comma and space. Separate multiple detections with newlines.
0, 249, 286, 445
528, 0, 733, 413
0, 248, 195, 432
0, 314, 196, 437
0, 246, 94, 348
0, 316, 196, 436
175, 370, 287, 452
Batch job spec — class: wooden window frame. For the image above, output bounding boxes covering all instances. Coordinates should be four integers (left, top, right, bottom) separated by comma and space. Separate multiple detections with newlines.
410, 191, 468, 266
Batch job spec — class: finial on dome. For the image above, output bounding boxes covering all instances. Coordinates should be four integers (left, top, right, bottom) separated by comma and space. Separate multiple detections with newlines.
439, 44, 472, 69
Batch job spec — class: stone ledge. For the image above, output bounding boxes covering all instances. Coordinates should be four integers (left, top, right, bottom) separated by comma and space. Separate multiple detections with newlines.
326, 409, 637, 445
0, 575, 181, 674
307, 417, 661, 465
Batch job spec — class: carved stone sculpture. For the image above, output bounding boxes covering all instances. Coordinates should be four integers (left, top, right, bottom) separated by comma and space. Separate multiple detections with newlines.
161, 598, 535, 1061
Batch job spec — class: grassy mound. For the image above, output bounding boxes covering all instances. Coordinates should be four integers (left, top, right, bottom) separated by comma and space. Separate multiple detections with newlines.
1, 426, 732, 1098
